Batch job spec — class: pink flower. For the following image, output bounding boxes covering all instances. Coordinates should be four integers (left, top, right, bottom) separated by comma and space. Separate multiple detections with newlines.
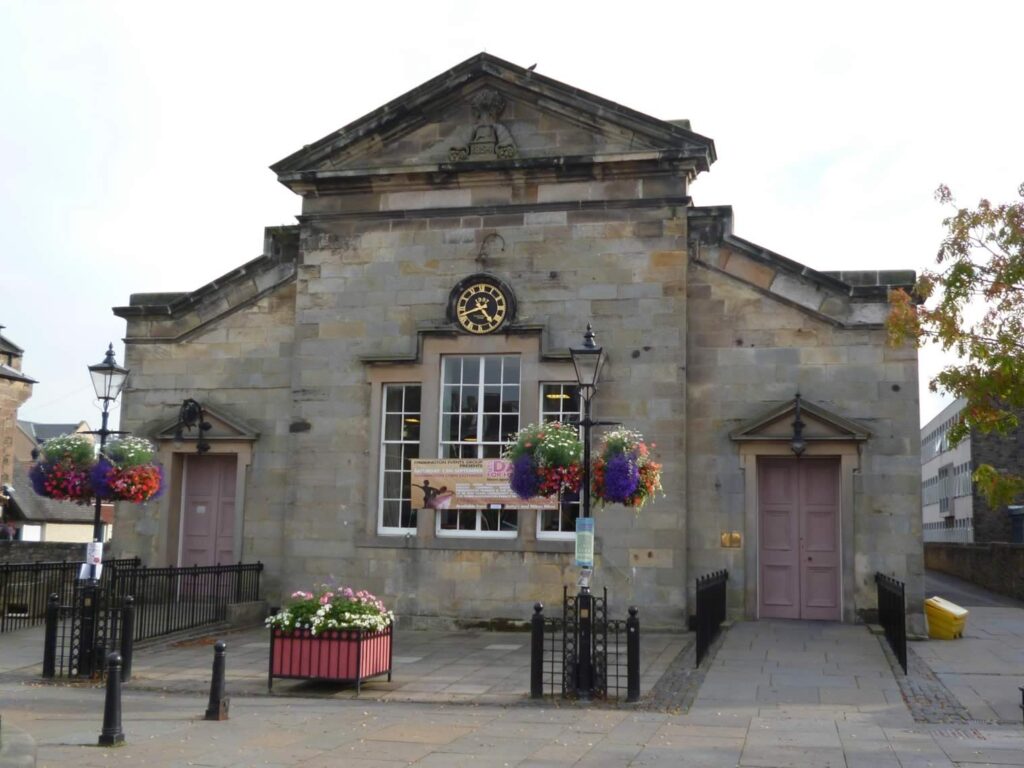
319, 594, 331, 605
342, 587, 354, 598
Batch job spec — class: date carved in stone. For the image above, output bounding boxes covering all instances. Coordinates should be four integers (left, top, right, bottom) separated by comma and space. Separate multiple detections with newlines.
448, 88, 517, 162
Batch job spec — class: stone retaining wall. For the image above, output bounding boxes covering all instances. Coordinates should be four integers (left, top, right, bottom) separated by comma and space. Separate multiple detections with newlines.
0, 541, 86, 564
925, 542, 1024, 601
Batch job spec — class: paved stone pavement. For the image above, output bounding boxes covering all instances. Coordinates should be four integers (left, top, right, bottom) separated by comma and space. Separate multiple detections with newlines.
4, 570, 1024, 764
917, 569, 1024, 723
0, 624, 685, 705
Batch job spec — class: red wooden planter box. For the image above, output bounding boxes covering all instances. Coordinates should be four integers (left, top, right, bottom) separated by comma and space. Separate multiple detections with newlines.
268, 625, 393, 692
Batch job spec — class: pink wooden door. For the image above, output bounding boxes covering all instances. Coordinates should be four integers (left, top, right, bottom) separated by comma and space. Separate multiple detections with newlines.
758, 458, 840, 621
182, 455, 237, 566
798, 459, 841, 620
758, 459, 801, 619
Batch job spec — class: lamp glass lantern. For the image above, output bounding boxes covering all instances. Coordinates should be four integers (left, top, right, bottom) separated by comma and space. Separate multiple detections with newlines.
569, 324, 605, 402
88, 344, 129, 403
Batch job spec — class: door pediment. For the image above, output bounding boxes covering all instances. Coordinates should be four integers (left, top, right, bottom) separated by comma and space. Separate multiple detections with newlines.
730, 397, 871, 443
154, 403, 259, 444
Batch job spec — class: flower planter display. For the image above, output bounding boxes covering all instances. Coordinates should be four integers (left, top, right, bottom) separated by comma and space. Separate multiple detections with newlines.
265, 584, 395, 693
268, 625, 392, 692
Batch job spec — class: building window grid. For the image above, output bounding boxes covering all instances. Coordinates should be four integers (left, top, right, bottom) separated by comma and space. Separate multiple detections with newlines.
437, 355, 520, 536
378, 384, 421, 533
537, 383, 583, 539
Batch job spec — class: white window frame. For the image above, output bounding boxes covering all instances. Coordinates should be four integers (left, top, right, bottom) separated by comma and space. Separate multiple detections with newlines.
435, 354, 520, 538
377, 383, 421, 534
536, 382, 583, 541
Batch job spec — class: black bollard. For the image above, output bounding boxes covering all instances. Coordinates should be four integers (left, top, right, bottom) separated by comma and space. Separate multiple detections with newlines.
98, 652, 125, 747
530, 603, 544, 699
204, 640, 230, 721
626, 606, 640, 703
120, 596, 135, 683
43, 593, 59, 678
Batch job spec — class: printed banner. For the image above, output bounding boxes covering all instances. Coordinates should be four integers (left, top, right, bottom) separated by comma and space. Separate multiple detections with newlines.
410, 459, 558, 510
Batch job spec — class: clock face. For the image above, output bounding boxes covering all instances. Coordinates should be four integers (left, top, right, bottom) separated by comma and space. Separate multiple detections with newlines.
455, 281, 508, 334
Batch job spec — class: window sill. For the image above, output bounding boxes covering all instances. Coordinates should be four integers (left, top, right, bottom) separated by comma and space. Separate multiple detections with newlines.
356, 531, 595, 555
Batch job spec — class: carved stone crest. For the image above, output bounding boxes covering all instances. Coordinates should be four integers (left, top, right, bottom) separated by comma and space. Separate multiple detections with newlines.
449, 88, 517, 162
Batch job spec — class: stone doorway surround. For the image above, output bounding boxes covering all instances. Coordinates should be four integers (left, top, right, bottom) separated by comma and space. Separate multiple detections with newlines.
152, 404, 258, 567
731, 397, 871, 624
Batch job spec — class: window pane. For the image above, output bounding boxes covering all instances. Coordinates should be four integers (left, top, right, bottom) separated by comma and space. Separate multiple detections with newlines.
383, 470, 403, 499
385, 386, 403, 411
382, 500, 401, 528
483, 414, 501, 444
404, 419, 420, 441
443, 386, 460, 413
384, 413, 403, 441
402, 502, 417, 530
483, 385, 501, 412
501, 415, 518, 440
499, 511, 518, 531
405, 386, 421, 412
384, 444, 404, 470
462, 357, 480, 383
444, 358, 461, 384
502, 386, 519, 413
504, 356, 520, 384
484, 357, 502, 384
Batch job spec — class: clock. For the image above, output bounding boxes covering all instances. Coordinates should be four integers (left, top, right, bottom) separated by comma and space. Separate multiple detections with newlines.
454, 280, 509, 334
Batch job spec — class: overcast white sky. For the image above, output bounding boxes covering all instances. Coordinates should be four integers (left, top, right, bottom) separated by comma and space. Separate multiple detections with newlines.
3, 0, 1022, 430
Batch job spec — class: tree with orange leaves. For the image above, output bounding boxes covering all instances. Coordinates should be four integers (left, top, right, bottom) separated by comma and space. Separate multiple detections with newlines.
888, 183, 1024, 506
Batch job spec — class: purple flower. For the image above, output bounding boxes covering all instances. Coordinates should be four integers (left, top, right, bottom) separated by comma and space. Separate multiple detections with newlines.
603, 452, 640, 503
28, 462, 49, 496
89, 458, 116, 499
510, 454, 541, 499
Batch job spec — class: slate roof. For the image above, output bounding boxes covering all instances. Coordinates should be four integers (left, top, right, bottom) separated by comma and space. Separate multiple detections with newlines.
0, 363, 35, 384
17, 421, 90, 445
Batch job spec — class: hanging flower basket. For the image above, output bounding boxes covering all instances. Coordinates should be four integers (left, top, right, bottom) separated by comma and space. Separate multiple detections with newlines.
29, 433, 164, 505
504, 422, 583, 499
28, 434, 96, 504
592, 429, 663, 509
91, 437, 164, 503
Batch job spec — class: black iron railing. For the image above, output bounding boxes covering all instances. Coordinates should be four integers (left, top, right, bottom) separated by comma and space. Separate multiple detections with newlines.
529, 591, 639, 702
0, 557, 140, 633
875, 572, 907, 674
695, 569, 728, 668
106, 561, 262, 642
42, 560, 263, 677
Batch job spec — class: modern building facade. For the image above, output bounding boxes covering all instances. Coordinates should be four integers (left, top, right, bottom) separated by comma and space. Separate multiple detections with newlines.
111, 55, 924, 629
921, 399, 1024, 544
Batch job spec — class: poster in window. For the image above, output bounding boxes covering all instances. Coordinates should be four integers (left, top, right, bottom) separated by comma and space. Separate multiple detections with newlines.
410, 459, 557, 510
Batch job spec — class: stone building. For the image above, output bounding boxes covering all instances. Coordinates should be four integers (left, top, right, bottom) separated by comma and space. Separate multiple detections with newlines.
112, 54, 924, 629
0, 328, 35, 491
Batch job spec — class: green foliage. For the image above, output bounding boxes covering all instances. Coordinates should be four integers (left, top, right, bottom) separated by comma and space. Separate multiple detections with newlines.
504, 422, 582, 468
39, 434, 95, 466
104, 437, 156, 468
888, 183, 1024, 506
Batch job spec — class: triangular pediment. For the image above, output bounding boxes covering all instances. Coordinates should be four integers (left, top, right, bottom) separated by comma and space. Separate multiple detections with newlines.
272, 53, 715, 183
730, 397, 871, 442
154, 403, 260, 443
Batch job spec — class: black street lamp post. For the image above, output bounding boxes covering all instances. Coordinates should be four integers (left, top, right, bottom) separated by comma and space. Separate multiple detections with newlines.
79, 344, 129, 676
569, 324, 607, 699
